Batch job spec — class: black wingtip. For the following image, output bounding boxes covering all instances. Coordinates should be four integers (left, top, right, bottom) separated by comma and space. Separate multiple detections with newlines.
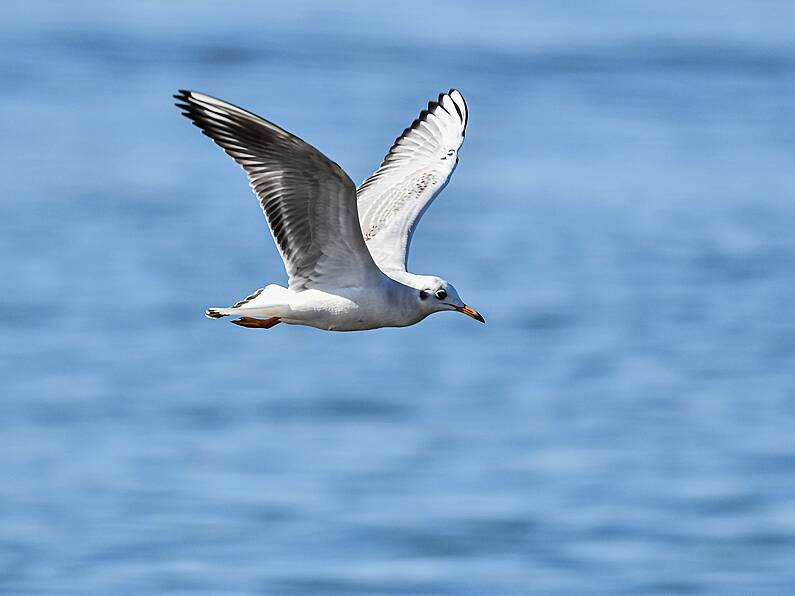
446, 88, 467, 128
173, 90, 194, 106
426, 89, 467, 129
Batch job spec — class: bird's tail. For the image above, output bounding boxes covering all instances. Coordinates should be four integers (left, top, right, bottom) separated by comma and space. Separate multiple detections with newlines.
206, 285, 290, 327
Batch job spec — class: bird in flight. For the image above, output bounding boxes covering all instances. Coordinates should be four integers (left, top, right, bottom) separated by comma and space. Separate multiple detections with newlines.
174, 88, 483, 332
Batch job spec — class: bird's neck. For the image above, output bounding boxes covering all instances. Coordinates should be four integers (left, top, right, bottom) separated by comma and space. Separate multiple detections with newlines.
370, 270, 431, 326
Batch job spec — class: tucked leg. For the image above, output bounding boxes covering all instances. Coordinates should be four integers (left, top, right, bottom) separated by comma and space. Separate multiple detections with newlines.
231, 316, 281, 329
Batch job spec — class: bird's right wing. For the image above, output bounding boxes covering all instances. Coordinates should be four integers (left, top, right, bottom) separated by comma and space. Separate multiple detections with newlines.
356, 90, 467, 273
175, 90, 383, 291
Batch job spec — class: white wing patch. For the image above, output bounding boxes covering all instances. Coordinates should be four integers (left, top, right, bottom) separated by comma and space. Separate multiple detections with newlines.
362, 170, 441, 240
356, 89, 468, 273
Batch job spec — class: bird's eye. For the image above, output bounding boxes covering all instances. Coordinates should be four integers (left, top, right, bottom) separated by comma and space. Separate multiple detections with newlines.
435, 289, 447, 300
420, 290, 429, 300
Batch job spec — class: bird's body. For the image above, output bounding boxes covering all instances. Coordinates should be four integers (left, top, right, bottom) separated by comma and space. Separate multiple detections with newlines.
175, 88, 483, 331
208, 277, 419, 332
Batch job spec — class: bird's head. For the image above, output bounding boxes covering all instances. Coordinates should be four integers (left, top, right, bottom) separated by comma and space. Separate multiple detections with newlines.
412, 275, 484, 323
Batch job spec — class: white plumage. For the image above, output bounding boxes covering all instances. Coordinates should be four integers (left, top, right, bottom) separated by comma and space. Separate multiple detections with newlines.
358, 89, 467, 274
175, 88, 483, 331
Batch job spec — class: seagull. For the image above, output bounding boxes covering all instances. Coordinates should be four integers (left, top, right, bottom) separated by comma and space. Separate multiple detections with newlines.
174, 88, 484, 331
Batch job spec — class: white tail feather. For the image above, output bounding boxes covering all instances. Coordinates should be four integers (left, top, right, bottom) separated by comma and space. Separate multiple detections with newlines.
205, 285, 292, 321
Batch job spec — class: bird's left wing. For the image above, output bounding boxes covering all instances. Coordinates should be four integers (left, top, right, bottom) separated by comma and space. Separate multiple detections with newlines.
175, 90, 383, 291
356, 90, 467, 273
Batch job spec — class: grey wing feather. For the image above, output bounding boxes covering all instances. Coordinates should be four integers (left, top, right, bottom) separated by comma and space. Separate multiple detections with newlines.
175, 90, 382, 291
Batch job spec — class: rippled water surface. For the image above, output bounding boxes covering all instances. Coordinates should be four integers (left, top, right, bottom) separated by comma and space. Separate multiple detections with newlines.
2, 2, 795, 594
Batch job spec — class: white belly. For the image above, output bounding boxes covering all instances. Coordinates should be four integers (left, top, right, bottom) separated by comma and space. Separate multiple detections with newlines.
226, 280, 422, 332
282, 288, 418, 331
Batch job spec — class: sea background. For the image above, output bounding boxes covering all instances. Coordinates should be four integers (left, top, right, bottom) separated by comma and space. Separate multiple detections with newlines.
1, 2, 794, 594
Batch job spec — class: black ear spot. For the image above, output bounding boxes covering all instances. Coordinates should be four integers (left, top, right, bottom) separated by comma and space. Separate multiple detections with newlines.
420, 290, 429, 300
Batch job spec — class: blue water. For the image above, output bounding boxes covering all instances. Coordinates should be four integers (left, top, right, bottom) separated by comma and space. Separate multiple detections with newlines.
2, 2, 795, 594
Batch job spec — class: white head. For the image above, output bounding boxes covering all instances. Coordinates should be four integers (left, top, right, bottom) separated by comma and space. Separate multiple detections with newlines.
410, 275, 485, 324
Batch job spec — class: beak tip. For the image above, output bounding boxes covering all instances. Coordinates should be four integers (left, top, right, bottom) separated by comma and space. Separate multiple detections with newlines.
458, 305, 485, 324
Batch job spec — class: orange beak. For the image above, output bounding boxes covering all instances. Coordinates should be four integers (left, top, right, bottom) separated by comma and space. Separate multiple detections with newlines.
455, 304, 485, 323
